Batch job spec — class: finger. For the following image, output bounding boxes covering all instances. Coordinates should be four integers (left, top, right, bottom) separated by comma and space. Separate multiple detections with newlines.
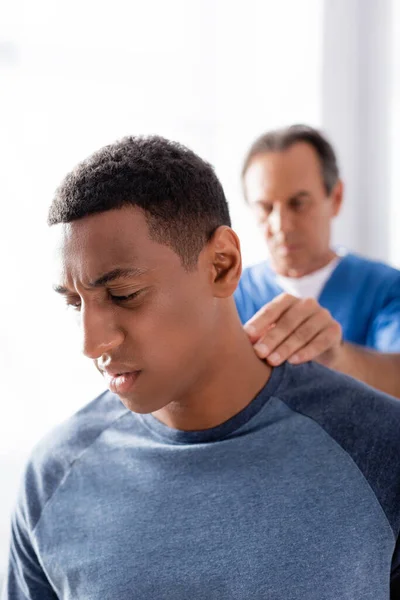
244, 293, 298, 340
253, 297, 321, 358
288, 322, 342, 364
265, 309, 334, 365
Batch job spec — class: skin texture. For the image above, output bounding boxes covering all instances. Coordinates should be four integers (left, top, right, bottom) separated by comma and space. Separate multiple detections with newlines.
52, 206, 271, 430
242, 142, 400, 398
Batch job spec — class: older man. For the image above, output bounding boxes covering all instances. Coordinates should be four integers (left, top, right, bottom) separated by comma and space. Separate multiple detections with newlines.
236, 125, 400, 396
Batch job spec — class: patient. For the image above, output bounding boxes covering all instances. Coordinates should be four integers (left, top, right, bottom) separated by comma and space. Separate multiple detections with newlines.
3, 136, 400, 599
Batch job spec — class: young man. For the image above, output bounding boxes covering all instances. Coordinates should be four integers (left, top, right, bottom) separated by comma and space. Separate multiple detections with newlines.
236, 125, 400, 397
3, 136, 400, 599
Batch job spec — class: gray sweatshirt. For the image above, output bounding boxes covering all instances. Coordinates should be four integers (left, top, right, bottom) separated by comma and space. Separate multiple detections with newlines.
3, 361, 400, 599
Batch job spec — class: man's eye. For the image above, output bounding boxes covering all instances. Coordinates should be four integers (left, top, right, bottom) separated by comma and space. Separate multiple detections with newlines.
109, 291, 142, 303
65, 290, 143, 311
66, 299, 81, 311
290, 199, 306, 211
255, 205, 272, 222
261, 204, 273, 215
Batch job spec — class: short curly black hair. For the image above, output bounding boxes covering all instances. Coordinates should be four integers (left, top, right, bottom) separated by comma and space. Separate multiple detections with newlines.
48, 135, 231, 269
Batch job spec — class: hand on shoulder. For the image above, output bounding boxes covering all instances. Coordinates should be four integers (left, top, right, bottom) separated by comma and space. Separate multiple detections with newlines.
244, 293, 343, 367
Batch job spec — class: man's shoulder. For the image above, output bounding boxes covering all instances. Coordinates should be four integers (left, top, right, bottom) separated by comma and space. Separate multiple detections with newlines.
234, 261, 281, 323
276, 361, 400, 459
19, 391, 128, 532
237, 260, 281, 299
276, 362, 400, 535
239, 253, 400, 284
342, 252, 400, 286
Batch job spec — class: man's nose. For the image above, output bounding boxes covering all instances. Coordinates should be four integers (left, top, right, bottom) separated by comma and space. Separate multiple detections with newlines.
80, 305, 125, 359
268, 205, 294, 235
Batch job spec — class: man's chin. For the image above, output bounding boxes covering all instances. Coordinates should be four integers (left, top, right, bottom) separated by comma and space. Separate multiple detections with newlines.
116, 394, 158, 415
270, 255, 306, 277
114, 389, 169, 416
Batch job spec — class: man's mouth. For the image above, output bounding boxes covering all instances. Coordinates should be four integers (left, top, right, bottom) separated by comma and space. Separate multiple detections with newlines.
276, 242, 300, 255
101, 370, 141, 396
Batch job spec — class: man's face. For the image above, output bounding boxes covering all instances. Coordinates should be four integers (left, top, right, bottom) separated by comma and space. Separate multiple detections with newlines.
243, 142, 342, 276
52, 206, 220, 414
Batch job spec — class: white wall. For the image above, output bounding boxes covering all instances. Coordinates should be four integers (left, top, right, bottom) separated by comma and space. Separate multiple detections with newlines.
321, 0, 393, 264
390, 0, 400, 267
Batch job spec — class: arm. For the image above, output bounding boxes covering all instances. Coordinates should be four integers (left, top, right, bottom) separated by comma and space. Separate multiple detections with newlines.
245, 293, 400, 398
327, 342, 400, 397
2, 505, 58, 599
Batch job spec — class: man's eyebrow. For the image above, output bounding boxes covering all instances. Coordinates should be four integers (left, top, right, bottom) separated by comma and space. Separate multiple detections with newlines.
289, 190, 312, 200
53, 284, 69, 295
89, 267, 148, 288
254, 190, 312, 205
52, 267, 147, 295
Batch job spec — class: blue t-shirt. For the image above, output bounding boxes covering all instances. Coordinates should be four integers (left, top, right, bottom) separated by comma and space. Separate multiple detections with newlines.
234, 252, 400, 351
3, 362, 400, 599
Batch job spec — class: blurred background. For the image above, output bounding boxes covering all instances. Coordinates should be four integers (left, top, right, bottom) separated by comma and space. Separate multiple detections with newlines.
0, 0, 400, 579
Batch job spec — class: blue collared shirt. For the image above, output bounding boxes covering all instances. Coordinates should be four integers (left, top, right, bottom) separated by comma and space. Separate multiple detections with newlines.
235, 252, 400, 351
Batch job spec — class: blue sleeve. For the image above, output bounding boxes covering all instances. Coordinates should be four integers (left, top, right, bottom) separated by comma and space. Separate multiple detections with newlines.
1, 454, 61, 600
367, 281, 400, 352
278, 362, 400, 585
2, 510, 58, 600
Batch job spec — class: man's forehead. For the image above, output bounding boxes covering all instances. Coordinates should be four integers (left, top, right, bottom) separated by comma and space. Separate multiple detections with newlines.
49, 210, 181, 288
245, 147, 321, 201
48, 212, 148, 285
244, 161, 304, 202
51, 220, 137, 255
51, 207, 153, 256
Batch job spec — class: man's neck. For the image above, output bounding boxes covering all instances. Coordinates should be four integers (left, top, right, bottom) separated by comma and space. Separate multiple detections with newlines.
275, 249, 337, 278
151, 309, 272, 431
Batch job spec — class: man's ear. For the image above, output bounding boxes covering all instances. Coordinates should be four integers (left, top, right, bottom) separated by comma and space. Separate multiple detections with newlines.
330, 180, 344, 217
205, 226, 242, 298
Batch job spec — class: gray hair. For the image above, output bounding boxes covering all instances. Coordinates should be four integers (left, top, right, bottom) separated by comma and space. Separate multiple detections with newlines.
242, 124, 340, 195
